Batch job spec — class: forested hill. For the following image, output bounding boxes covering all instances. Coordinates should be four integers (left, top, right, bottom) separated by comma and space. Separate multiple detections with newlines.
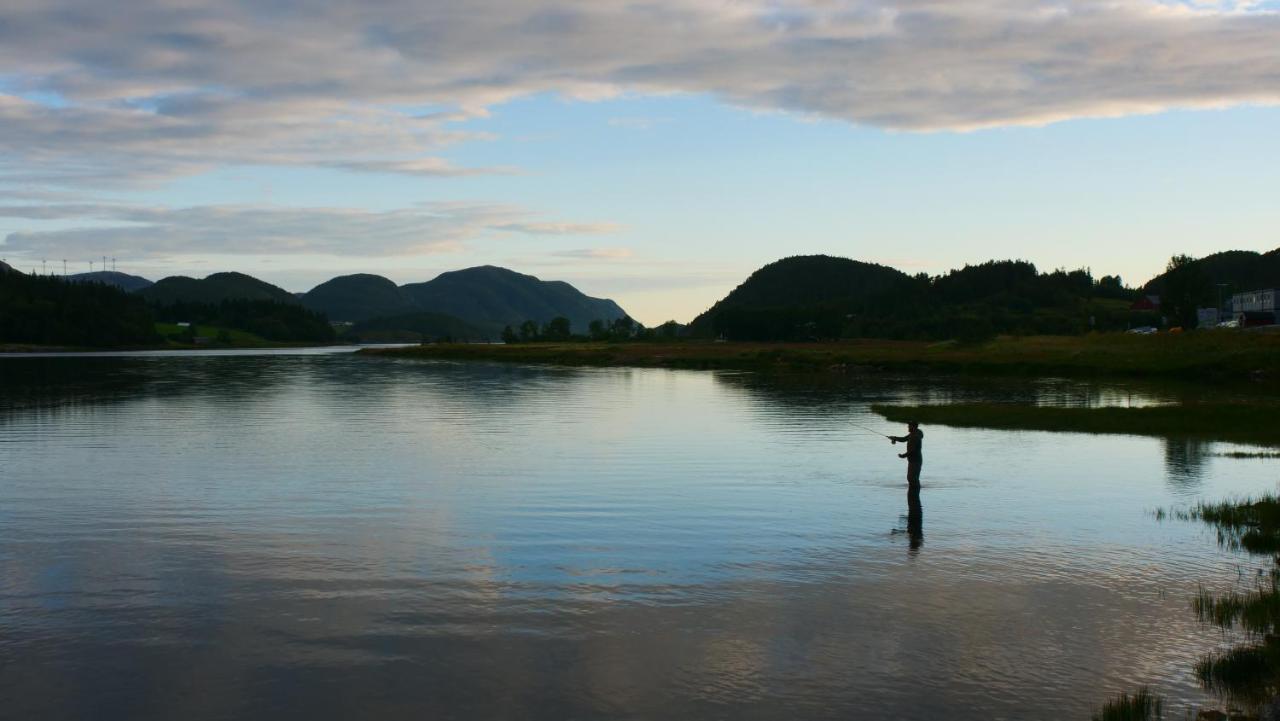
141, 272, 299, 305
68, 271, 154, 292
0, 260, 13, 273
399, 266, 627, 335
1142, 249, 1280, 297
688, 255, 911, 337
690, 255, 1137, 342
300, 274, 417, 322
0, 270, 157, 346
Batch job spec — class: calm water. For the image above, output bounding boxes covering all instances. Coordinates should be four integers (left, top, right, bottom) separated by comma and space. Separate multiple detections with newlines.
1, 350, 1276, 720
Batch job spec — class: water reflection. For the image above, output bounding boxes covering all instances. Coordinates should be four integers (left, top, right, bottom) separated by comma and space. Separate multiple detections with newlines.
895, 485, 925, 555
1, 351, 1276, 720
1164, 439, 1211, 493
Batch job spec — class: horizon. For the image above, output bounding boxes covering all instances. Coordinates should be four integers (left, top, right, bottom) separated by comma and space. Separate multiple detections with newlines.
16, 250, 1269, 327
3, 1, 1280, 325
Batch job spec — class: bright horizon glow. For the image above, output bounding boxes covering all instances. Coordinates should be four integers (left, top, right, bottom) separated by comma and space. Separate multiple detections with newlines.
2, 1, 1279, 325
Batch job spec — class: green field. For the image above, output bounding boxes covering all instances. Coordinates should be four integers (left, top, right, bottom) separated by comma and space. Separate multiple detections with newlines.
363, 332, 1280, 384
154, 322, 271, 348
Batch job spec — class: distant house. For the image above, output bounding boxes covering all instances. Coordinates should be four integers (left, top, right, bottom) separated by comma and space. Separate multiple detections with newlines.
1130, 295, 1160, 311
1196, 308, 1220, 327
1231, 289, 1278, 327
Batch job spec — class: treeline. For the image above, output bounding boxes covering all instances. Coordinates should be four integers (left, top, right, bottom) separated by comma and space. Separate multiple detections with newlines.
704, 260, 1154, 343
0, 270, 159, 346
0, 270, 335, 347
151, 299, 335, 342
500, 316, 683, 343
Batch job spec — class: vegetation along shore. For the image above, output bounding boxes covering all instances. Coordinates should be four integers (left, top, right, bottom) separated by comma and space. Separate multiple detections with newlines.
363, 332, 1280, 384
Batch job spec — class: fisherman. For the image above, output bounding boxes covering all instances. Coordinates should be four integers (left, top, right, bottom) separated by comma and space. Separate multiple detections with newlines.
889, 421, 924, 488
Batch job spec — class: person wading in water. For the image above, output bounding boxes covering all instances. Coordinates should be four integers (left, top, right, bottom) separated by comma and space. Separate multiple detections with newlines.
889, 422, 924, 489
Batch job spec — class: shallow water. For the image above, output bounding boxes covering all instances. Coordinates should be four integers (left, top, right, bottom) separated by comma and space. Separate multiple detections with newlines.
1, 350, 1275, 720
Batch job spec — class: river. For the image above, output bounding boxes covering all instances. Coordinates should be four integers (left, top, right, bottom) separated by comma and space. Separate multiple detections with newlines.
1, 348, 1273, 719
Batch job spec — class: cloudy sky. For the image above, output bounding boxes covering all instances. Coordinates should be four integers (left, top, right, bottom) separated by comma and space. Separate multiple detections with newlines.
2, 0, 1279, 323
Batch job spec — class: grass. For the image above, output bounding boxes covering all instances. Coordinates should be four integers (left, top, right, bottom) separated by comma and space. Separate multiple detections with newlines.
361, 332, 1280, 384
1186, 495, 1280, 712
1092, 687, 1164, 721
871, 402, 1280, 447
154, 322, 271, 348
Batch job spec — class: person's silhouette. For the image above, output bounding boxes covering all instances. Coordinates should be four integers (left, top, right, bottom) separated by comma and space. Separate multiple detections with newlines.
888, 422, 924, 490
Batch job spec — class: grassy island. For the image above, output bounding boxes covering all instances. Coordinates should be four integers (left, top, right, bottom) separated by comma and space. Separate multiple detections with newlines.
873, 402, 1280, 447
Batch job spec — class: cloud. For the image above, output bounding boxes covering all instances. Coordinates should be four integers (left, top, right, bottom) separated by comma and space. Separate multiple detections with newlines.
0, 202, 619, 259
492, 222, 623, 235
552, 248, 635, 259
2, 0, 1279, 185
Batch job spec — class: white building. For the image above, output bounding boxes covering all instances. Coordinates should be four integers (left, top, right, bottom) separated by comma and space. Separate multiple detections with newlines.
1231, 289, 1278, 327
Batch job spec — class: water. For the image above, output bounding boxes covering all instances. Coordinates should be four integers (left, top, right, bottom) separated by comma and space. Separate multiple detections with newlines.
1, 350, 1275, 720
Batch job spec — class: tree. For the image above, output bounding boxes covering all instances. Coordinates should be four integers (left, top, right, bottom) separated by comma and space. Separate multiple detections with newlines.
588, 319, 607, 341
542, 316, 571, 341
501, 325, 518, 344
610, 315, 635, 340
1162, 254, 1211, 328
518, 319, 539, 342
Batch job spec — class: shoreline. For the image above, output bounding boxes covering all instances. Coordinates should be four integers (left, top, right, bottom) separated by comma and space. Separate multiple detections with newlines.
0, 341, 350, 354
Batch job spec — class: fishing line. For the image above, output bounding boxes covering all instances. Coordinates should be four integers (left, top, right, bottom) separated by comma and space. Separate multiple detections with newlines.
851, 421, 891, 439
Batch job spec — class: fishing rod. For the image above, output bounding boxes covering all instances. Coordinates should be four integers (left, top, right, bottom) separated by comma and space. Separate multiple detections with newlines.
851, 421, 892, 439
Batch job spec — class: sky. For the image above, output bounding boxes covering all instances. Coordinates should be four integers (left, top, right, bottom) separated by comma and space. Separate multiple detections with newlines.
2, 0, 1279, 325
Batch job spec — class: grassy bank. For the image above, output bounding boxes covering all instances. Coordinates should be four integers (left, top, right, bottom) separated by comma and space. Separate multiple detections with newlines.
872, 402, 1280, 447
363, 332, 1280, 383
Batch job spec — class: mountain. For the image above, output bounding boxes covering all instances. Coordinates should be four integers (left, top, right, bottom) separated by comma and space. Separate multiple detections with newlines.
400, 266, 627, 334
347, 311, 489, 343
0, 260, 13, 273
300, 274, 417, 322
691, 255, 1141, 341
1142, 249, 1280, 297
140, 272, 299, 305
68, 271, 153, 292
688, 255, 913, 338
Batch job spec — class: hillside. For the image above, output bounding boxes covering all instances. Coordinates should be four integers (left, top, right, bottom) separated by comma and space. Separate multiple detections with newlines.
690, 255, 1140, 341
400, 266, 627, 335
140, 272, 299, 305
0, 260, 13, 273
68, 271, 154, 292
1143, 249, 1280, 297
300, 274, 416, 322
688, 255, 914, 339
347, 311, 489, 343
0, 270, 158, 347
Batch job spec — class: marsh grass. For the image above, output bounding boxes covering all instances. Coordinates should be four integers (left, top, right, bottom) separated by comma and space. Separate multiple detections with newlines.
1092, 687, 1164, 721
871, 402, 1280, 447
1186, 495, 1280, 711
1213, 452, 1280, 459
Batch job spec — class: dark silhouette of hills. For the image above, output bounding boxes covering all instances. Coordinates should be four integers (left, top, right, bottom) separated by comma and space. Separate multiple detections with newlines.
689, 255, 911, 337
0, 270, 157, 347
691, 255, 1140, 341
0, 260, 13, 274
300, 274, 417, 322
299, 266, 627, 336
400, 266, 626, 335
141, 272, 299, 305
347, 311, 489, 343
68, 271, 154, 292
1142, 248, 1280, 297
